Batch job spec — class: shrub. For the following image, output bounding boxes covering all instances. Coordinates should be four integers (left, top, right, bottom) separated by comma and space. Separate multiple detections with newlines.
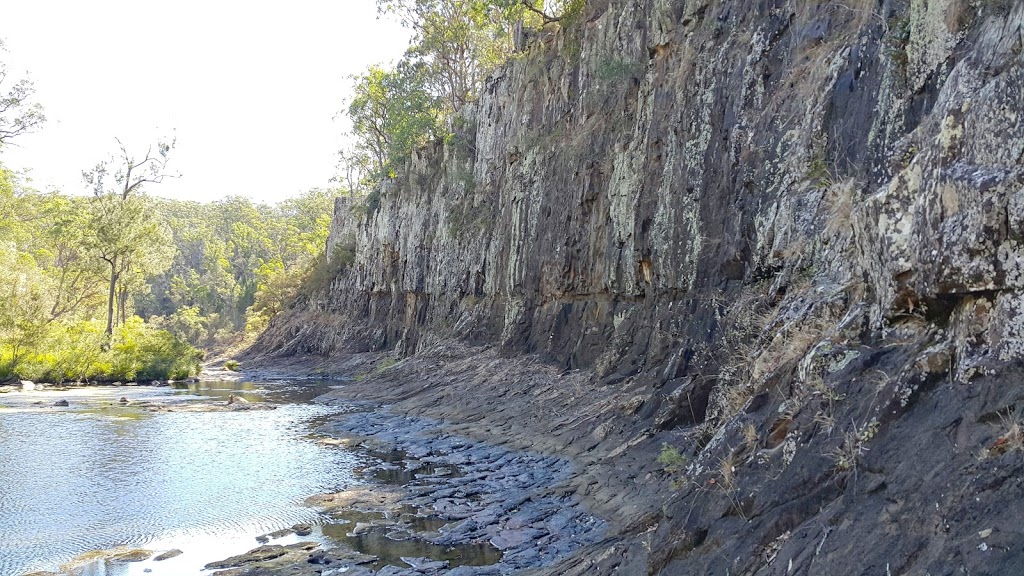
657, 443, 690, 489
224, 360, 240, 372
0, 317, 202, 383
302, 241, 357, 297
111, 318, 204, 381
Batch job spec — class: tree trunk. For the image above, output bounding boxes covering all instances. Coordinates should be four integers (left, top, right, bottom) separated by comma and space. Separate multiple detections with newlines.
117, 287, 128, 327
105, 259, 118, 337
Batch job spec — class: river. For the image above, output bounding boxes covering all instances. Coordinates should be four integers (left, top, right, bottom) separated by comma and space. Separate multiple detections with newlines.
0, 380, 360, 575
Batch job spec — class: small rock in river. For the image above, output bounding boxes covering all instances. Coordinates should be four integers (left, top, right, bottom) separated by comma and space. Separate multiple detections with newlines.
153, 549, 183, 561
110, 548, 152, 562
401, 556, 449, 570
292, 523, 313, 536
54, 399, 69, 407
307, 550, 331, 565
350, 522, 374, 536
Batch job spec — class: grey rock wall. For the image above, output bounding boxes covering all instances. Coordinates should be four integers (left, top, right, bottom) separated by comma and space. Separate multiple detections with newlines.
285, 0, 1023, 393
257, 2, 1024, 572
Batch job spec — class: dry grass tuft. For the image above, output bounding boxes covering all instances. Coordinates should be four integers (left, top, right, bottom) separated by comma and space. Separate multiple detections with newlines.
982, 410, 1024, 458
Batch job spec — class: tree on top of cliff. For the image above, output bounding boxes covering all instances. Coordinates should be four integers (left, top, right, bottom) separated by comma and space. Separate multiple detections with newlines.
377, 0, 516, 112
348, 62, 442, 177
342, 0, 586, 192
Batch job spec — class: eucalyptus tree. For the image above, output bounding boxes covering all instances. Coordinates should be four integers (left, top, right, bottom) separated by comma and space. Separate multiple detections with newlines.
83, 138, 177, 337
347, 1, 587, 181
0, 39, 45, 147
348, 62, 441, 176
377, 0, 515, 112
37, 194, 106, 322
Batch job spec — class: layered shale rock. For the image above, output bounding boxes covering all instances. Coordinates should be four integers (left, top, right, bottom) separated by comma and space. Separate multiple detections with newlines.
255, 1, 1024, 573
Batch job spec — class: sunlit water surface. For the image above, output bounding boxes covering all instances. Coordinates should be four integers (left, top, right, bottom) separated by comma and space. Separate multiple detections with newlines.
0, 380, 359, 575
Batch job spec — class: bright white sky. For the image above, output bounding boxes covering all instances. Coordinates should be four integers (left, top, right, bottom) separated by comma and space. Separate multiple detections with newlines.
1, 0, 410, 204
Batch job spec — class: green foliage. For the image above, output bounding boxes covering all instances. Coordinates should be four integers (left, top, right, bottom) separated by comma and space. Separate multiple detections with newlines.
349, 63, 443, 177
302, 240, 357, 297
596, 58, 645, 82
364, 189, 383, 215
82, 138, 177, 336
0, 155, 338, 374
138, 188, 339, 346
0, 317, 201, 383
657, 443, 688, 473
446, 198, 488, 237
885, 17, 912, 77
224, 360, 240, 372
341, 1, 592, 197
109, 317, 203, 381
377, 0, 517, 110
657, 443, 690, 489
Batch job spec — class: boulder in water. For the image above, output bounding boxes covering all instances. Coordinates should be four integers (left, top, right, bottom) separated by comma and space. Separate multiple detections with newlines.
110, 549, 152, 562
153, 549, 183, 561
54, 399, 69, 407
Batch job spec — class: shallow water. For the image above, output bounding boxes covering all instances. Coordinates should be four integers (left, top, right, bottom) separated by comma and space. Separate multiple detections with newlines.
0, 380, 360, 575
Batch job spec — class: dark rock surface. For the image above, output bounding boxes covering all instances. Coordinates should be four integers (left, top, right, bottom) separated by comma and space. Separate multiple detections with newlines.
249, 0, 1024, 574
315, 408, 606, 574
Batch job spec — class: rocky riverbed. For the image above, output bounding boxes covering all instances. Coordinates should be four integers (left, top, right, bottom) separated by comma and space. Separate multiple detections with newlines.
195, 405, 606, 576
5, 370, 607, 576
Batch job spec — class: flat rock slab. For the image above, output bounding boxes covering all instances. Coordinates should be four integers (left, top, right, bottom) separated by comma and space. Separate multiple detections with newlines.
316, 410, 606, 572
208, 542, 378, 576
490, 528, 545, 551
206, 543, 311, 569
401, 556, 449, 570
305, 486, 404, 512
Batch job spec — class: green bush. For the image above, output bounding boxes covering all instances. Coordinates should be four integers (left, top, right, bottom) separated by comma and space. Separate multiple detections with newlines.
224, 360, 240, 371
0, 317, 202, 383
111, 317, 204, 381
657, 443, 690, 489
302, 241, 357, 297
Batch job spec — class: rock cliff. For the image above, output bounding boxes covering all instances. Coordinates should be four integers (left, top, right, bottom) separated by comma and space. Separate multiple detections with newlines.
256, 1, 1024, 573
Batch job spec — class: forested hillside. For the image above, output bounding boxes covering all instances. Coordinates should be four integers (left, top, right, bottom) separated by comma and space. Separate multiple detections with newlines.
0, 163, 336, 383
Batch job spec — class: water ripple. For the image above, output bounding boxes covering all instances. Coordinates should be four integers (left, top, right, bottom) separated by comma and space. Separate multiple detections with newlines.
0, 382, 360, 575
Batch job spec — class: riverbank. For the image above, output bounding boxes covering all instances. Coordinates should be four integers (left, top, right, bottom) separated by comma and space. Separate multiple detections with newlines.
237, 340, 669, 576
5, 367, 616, 576
179, 344, 614, 573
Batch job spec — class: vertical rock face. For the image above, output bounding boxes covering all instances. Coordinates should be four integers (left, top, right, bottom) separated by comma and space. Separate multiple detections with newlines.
287, 0, 1022, 386
261, 1, 1024, 573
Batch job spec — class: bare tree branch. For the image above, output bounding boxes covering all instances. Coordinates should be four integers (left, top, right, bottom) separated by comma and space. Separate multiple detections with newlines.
520, 0, 563, 24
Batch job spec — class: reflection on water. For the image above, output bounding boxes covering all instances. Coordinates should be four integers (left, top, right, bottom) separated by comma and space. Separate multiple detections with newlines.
0, 380, 357, 576
170, 380, 333, 404
319, 523, 503, 570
